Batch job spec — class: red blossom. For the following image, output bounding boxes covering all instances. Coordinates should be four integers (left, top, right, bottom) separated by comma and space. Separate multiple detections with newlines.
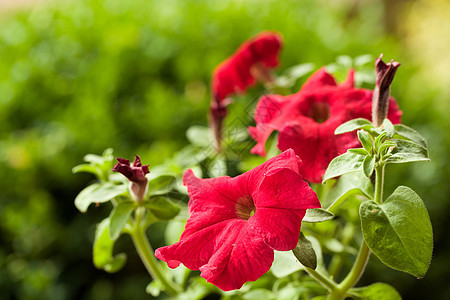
155, 149, 320, 291
248, 68, 402, 183
210, 31, 282, 150
113, 155, 149, 202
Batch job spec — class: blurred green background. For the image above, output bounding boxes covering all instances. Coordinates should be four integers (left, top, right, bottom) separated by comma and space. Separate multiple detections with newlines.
0, 0, 449, 299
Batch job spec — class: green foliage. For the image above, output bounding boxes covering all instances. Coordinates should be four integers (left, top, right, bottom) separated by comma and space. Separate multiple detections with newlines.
323, 152, 365, 182
351, 283, 402, 300
303, 208, 335, 223
74, 183, 127, 213
143, 196, 181, 220
93, 219, 127, 273
293, 233, 317, 270
109, 201, 136, 239
335, 118, 373, 135
360, 186, 433, 278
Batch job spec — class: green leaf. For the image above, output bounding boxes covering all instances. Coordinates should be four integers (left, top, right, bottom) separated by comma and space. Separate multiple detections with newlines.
209, 156, 227, 177
378, 141, 396, 154
335, 118, 373, 135
292, 232, 317, 270
243, 289, 274, 300
348, 148, 368, 156
323, 152, 365, 183
93, 219, 127, 273
357, 130, 373, 154
381, 119, 395, 138
75, 183, 127, 213
385, 139, 430, 164
360, 186, 433, 278
109, 201, 136, 240
186, 125, 210, 147
147, 175, 177, 195
394, 124, 428, 148
374, 132, 388, 150
72, 163, 100, 175
146, 280, 163, 297
325, 171, 373, 211
363, 155, 375, 177
144, 196, 180, 220
351, 283, 402, 300
303, 208, 334, 223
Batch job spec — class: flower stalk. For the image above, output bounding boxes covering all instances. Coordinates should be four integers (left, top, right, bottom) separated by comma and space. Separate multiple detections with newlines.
129, 208, 181, 296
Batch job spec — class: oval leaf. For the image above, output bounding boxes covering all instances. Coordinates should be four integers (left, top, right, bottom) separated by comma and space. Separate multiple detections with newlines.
351, 283, 401, 300
357, 130, 373, 154
385, 139, 430, 164
292, 232, 317, 270
148, 175, 177, 195
363, 155, 375, 178
109, 201, 136, 240
335, 118, 373, 135
348, 148, 368, 156
144, 196, 181, 220
75, 183, 127, 213
381, 119, 395, 138
325, 171, 373, 211
360, 186, 433, 278
303, 208, 334, 223
323, 152, 365, 183
93, 219, 127, 273
394, 124, 428, 148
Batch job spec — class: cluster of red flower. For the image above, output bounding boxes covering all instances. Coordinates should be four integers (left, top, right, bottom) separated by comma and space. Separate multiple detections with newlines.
116, 32, 402, 291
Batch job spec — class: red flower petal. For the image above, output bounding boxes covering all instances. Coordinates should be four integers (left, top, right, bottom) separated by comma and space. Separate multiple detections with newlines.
249, 208, 306, 251
199, 222, 274, 291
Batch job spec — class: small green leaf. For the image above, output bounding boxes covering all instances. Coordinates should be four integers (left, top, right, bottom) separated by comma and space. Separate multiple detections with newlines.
357, 130, 373, 154
374, 132, 388, 150
348, 148, 368, 156
351, 283, 402, 300
186, 126, 210, 147
323, 152, 365, 183
148, 175, 177, 195
378, 141, 396, 154
325, 171, 373, 211
72, 164, 100, 175
144, 196, 180, 220
209, 157, 227, 177
93, 219, 127, 273
243, 289, 274, 300
360, 186, 433, 278
335, 118, 373, 135
385, 139, 430, 164
109, 201, 136, 240
104, 253, 127, 273
381, 119, 395, 138
292, 232, 317, 270
363, 155, 375, 177
75, 183, 127, 213
146, 280, 163, 297
394, 124, 428, 148
303, 208, 334, 223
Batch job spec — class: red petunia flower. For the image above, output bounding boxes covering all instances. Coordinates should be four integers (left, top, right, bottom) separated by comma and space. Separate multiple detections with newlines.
248, 68, 402, 183
155, 149, 320, 291
210, 31, 283, 150
113, 155, 150, 202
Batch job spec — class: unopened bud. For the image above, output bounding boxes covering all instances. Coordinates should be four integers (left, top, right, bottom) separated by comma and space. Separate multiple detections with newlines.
372, 54, 400, 127
113, 155, 149, 202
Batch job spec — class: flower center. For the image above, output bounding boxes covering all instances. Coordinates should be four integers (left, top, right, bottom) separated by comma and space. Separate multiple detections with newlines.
307, 102, 330, 123
235, 195, 256, 220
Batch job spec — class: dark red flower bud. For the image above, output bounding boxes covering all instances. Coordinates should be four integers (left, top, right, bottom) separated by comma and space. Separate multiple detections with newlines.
372, 54, 400, 127
113, 155, 149, 202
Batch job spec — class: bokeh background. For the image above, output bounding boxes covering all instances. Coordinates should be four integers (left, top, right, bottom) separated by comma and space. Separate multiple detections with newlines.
0, 0, 449, 299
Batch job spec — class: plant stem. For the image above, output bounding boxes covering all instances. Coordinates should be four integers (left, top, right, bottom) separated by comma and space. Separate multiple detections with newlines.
374, 164, 385, 204
304, 267, 338, 292
130, 208, 181, 296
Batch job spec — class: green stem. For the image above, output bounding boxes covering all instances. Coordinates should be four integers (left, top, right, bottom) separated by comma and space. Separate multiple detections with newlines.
304, 267, 338, 292
130, 208, 181, 296
374, 164, 385, 204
